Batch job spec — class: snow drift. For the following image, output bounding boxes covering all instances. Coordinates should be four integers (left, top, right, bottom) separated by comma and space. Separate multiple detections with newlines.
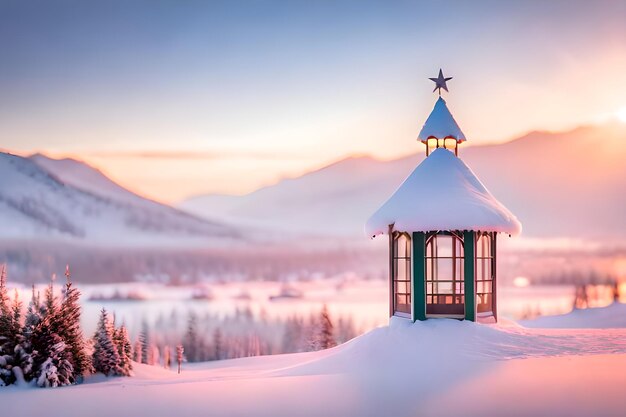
3, 317, 626, 417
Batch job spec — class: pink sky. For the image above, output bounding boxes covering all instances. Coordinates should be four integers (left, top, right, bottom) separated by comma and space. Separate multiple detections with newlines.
1, 1, 625, 202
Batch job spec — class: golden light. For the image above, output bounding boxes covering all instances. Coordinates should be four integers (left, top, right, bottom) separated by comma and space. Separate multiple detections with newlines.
513, 276, 530, 288
617, 106, 626, 123
444, 138, 457, 150
427, 138, 438, 154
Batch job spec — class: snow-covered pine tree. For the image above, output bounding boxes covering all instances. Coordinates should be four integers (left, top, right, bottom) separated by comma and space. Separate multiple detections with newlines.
31, 317, 75, 387
30, 274, 76, 387
57, 266, 91, 379
92, 308, 120, 376
35, 336, 74, 388
24, 285, 42, 339
13, 285, 42, 385
0, 266, 22, 386
113, 324, 133, 376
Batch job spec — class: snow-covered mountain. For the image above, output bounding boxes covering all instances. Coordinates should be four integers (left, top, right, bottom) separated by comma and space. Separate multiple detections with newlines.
30, 153, 147, 206
0, 152, 239, 246
180, 122, 626, 241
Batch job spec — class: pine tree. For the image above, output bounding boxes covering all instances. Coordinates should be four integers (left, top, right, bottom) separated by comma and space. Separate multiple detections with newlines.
139, 320, 150, 365
213, 328, 223, 361
24, 285, 42, 339
0, 266, 22, 386
92, 309, 120, 376
311, 305, 336, 351
9, 290, 33, 385
35, 336, 74, 388
134, 340, 142, 363
30, 274, 79, 387
113, 324, 133, 376
31, 318, 75, 387
42, 275, 57, 318
13, 285, 42, 385
183, 311, 201, 362
57, 266, 91, 378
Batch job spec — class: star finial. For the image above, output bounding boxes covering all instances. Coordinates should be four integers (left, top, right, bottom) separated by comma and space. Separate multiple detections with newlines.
429, 69, 453, 96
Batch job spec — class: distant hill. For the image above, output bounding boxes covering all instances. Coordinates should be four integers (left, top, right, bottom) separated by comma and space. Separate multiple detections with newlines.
0, 152, 239, 247
180, 122, 626, 241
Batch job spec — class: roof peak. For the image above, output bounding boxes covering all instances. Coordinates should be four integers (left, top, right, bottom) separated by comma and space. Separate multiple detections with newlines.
417, 97, 466, 143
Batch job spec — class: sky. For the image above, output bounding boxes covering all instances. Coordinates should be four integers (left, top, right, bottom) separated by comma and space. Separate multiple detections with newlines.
1, 0, 625, 202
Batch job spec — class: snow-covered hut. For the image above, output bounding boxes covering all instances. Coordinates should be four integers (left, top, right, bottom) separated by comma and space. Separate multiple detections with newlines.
365, 72, 521, 322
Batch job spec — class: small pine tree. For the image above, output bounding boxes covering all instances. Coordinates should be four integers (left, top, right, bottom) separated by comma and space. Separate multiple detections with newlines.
139, 320, 150, 365
9, 290, 33, 385
213, 328, 223, 361
183, 311, 201, 362
57, 266, 91, 378
113, 324, 133, 376
35, 337, 74, 388
0, 266, 23, 386
92, 309, 120, 376
312, 305, 336, 351
134, 339, 142, 363
42, 275, 58, 318
31, 319, 75, 387
24, 285, 42, 339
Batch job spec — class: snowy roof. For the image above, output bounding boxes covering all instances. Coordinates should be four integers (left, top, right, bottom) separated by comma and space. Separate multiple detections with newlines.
417, 97, 466, 142
365, 148, 521, 237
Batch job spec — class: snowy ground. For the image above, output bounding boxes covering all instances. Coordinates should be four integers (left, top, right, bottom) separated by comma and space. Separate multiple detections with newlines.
3, 305, 626, 417
520, 302, 626, 329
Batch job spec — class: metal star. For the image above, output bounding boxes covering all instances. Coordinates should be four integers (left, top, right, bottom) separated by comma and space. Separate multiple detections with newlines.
429, 69, 452, 95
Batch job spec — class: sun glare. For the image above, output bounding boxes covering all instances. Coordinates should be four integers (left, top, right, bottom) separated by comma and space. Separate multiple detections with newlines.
617, 107, 626, 123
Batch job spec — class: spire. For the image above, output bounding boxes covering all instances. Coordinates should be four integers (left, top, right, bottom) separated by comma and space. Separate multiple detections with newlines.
417, 97, 466, 143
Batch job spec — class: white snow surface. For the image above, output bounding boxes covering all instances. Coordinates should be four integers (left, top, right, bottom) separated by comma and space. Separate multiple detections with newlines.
3, 317, 626, 417
365, 148, 522, 237
521, 302, 626, 329
417, 97, 466, 142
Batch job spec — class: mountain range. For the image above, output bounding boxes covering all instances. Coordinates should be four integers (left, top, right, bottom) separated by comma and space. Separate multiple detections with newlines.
2, 122, 623, 248
180, 122, 626, 242
0, 152, 239, 247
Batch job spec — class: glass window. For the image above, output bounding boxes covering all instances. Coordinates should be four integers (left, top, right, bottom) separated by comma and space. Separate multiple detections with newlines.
392, 232, 411, 315
476, 232, 496, 314
425, 232, 465, 315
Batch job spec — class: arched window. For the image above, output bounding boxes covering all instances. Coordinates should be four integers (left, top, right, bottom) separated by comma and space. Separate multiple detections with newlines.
476, 232, 496, 315
391, 232, 411, 317
425, 231, 464, 316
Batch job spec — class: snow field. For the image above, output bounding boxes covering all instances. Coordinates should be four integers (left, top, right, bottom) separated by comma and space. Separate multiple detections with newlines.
4, 312, 626, 417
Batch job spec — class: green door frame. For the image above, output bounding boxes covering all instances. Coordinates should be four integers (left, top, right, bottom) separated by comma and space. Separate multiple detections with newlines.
412, 232, 426, 321
463, 230, 476, 321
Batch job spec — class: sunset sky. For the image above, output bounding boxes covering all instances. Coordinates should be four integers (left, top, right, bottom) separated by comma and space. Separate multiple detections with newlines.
1, 0, 625, 202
